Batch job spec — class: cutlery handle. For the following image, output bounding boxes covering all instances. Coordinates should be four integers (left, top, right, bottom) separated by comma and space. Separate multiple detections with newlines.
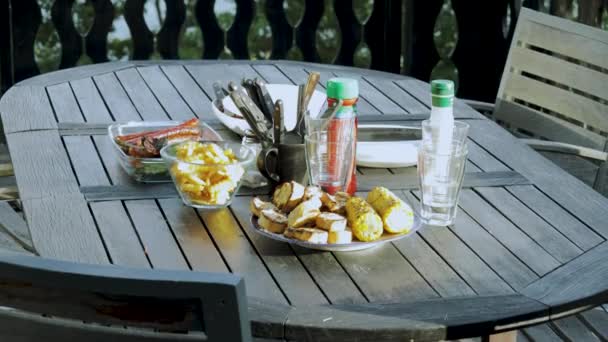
273, 100, 284, 148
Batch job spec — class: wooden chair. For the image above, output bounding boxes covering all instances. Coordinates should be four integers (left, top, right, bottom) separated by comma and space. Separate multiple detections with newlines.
0, 252, 251, 341
466, 8, 608, 195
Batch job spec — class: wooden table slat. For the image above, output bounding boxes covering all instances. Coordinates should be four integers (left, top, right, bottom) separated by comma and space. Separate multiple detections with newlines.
551, 316, 602, 342
252, 64, 293, 84
476, 187, 583, 263
523, 323, 563, 341
63, 136, 111, 187
363, 76, 429, 114
79, 171, 531, 202
410, 191, 538, 290
6, 131, 80, 199
506, 185, 604, 251
392, 232, 476, 297
0, 86, 58, 133
123, 200, 190, 270
137, 65, 194, 121
91, 135, 135, 186
89, 201, 150, 268
159, 65, 216, 122
230, 197, 330, 305
70, 77, 114, 123
92, 72, 142, 122
468, 120, 608, 238
158, 198, 229, 274
114, 68, 169, 121
47, 82, 85, 123
22, 194, 108, 264
458, 189, 561, 276
331, 71, 407, 114
198, 208, 288, 305
522, 241, 608, 313
311, 69, 381, 115
580, 308, 608, 339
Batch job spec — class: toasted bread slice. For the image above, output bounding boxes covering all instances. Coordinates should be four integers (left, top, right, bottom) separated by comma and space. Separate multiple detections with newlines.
272, 181, 305, 213
250, 197, 276, 217
328, 229, 352, 244
284, 227, 328, 244
315, 212, 347, 232
321, 191, 350, 215
287, 198, 322, 228
258, 209, 288, 234
303, 186, 323, 201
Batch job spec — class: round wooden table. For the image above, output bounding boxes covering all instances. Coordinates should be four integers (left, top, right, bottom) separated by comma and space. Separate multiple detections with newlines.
1, 60, 607, 341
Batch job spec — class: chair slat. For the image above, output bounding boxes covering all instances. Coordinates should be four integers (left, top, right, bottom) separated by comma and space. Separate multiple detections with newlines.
494, 100, 607, 150
503, 73, 608, 133
509, 46, 608, 101
518, 18, 608, 70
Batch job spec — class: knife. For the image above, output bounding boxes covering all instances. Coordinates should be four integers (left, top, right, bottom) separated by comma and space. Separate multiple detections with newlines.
295, 84, 305, 136
254, 78, 275, 123
273, 100, 284, 148
213, 82, 243, 119
230, 89, 272, 146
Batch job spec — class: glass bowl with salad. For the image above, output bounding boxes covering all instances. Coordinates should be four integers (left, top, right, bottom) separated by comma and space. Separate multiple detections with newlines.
161, 141, 255, 209
109, 119, 222, 182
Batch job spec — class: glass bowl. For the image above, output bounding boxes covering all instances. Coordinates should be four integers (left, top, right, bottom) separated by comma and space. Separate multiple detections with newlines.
108, 121, 221, 183
161, 141, 255, 210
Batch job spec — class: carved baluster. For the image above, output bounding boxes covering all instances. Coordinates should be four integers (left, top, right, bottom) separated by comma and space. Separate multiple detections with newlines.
296, 0, 324, 62
451, 0, 510, 101
522, 0, 541, 10
266, 0, 293, 59
195, 0, 224, 59
333, 0, 361, 66
86, 0, 114, 63
364, 0, 402, 72
404, 0, 443, 80
227, 0, 255, 59
158, 0, 186, 59
124, 0, 154, 59
578, 0, 604, 27
51, 0, 82, 68
11, 0, 42, 81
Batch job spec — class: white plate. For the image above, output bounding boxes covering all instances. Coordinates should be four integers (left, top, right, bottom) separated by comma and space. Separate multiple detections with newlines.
211, 84, 326, 136
356, 140, 420, 168
250, 213, 422, 252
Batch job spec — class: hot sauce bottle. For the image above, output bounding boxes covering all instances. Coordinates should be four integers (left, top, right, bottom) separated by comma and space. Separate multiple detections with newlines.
326, 78, 358, 195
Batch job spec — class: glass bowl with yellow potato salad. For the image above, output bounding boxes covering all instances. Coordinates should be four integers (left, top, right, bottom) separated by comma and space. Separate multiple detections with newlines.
161, 140, 255, 209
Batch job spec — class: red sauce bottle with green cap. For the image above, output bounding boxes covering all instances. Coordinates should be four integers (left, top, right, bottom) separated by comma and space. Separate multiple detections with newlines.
326, 78, 358, 195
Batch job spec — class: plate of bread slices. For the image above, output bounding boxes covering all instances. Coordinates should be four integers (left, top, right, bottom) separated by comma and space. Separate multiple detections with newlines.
250, 181, 421, 251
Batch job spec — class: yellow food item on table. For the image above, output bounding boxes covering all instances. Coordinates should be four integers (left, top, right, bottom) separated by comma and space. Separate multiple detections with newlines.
367, 187, 414, 234
345, 197, 383, 242
171, 142, 244, 205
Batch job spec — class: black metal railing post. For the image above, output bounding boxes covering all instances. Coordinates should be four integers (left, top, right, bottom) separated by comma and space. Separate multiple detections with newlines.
365, 0, 402, 73
1, 0, 13, 95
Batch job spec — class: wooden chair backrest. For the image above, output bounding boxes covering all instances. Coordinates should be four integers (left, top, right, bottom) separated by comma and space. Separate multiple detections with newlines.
0, 253, 251, 341
495, 8, 608, 150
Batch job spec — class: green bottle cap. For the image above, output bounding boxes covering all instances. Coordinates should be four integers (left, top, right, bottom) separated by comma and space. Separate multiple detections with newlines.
326, 78, 359, 100
430, 79, 454, 107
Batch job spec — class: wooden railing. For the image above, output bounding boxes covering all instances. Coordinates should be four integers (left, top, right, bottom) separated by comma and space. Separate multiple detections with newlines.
0, 0, 606, 102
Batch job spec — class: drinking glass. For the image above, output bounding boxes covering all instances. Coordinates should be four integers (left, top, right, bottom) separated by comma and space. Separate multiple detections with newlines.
417, 121, 470, 226
305, 131, 354, 192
